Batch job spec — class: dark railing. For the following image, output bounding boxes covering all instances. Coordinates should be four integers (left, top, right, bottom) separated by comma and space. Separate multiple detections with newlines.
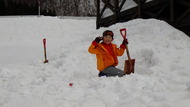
96, 0, 190, 36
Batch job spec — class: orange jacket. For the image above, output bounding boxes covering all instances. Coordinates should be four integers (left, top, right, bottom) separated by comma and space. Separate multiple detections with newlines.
88, 42, 125, 71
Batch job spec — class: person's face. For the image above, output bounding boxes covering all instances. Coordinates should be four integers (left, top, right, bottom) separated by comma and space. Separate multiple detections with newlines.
103, 35, 113, 44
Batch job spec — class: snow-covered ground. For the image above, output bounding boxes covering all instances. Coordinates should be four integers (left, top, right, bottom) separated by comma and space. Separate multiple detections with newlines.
0, 16, 190, 107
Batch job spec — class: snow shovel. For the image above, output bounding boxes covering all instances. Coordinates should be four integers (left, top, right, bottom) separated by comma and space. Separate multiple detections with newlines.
43, 38, 48, 63
120, 28, 135, 74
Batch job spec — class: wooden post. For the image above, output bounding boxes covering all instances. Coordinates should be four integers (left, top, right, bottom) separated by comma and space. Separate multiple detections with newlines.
38, 0, 40, 17
170, 0, 174, 23
96, 0, 100, 29
138, 0, 141, 18
114, 0, 119, 24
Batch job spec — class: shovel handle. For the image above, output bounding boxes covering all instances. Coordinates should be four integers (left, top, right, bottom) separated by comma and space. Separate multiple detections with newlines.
120, 28, 131, 60
43, 38, 46, 49
120, 28, 133, 73
43, 38, 48, 63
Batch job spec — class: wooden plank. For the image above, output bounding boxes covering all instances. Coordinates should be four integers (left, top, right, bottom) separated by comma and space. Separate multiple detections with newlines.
175, 15, 190, 27
114, 0, 119, 24
155, 2, 169, 17
96, 0, 100, 29
138, 0, 142, 17
176, 8, 190, 23
176, 0, 190, 7
170, 0, 174, 22
102, 0, 115, 12
118, 0, 126, 12
142, 0, 167, 9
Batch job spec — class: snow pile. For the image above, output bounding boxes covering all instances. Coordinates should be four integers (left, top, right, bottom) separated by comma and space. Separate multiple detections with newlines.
0, 16, 190, 107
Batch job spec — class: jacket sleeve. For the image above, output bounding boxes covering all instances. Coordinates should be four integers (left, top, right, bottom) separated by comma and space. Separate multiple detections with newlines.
88, 43, 99, 54
115, 46, 125, 56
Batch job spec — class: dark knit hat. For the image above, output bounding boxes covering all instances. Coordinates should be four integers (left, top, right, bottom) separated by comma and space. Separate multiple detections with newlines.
103, 30, 114, 38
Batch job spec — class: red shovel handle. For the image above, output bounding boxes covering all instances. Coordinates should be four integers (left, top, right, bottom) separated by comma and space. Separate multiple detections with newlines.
120, 28, 127, 40
43, 38, 48, 63
43, 38, 46, 49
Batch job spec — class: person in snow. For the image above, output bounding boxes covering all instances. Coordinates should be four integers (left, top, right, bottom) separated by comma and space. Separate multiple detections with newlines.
88, 30, 128, 77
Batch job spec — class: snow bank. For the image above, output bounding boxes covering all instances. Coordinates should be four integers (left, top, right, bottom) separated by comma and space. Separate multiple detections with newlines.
0, 16, 190, 107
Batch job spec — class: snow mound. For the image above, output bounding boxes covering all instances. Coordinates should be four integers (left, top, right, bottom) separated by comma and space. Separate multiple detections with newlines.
0, 17, 190, 107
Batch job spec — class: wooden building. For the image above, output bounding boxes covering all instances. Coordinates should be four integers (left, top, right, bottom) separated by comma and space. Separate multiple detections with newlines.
96, 0, 190, 36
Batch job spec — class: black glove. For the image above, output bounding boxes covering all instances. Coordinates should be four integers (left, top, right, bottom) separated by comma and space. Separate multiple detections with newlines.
94, 37, 102, 43
122, 39, 128, 45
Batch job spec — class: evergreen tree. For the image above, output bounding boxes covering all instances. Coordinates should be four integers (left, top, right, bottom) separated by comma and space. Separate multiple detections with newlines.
2, 0, 97, 16
0, 0, 6, 15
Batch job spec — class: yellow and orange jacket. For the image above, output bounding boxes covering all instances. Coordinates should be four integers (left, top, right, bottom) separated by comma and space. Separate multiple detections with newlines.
88, 41, 125, 71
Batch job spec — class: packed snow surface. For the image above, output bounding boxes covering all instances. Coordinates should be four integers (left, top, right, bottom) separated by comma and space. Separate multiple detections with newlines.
0, 16, 190, 107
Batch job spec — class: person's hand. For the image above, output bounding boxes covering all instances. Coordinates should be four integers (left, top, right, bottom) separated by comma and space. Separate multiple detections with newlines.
122, 39, 128, 45
94, 36, 102, 43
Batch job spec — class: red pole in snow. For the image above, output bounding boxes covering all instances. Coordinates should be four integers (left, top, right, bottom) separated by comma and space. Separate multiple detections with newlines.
43, 38, 48, 63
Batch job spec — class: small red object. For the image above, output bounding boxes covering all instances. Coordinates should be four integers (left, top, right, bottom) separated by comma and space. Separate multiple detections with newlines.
69, 83, 73, 86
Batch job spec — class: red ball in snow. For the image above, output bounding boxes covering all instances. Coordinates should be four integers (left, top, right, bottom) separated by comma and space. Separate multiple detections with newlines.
69, 83, 73, 86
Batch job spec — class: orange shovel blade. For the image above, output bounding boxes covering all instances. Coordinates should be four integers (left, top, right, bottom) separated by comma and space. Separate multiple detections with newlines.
124, 59, 135, 74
